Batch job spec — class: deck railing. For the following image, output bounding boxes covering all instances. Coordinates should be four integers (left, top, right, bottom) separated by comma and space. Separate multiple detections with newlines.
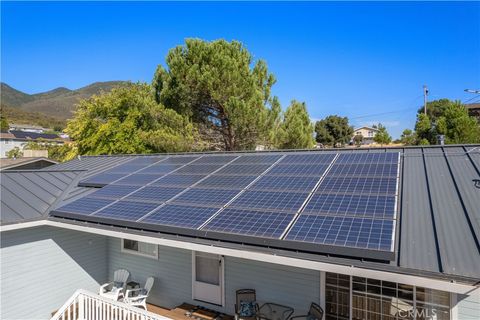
50, 289, 170, 320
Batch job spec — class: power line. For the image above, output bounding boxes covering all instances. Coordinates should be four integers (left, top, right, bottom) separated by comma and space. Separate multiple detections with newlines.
463, 94, 480, 104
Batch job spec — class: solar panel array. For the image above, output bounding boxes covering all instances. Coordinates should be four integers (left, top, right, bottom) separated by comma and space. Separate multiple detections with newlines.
284, 152, 400, 251
53, 151, 400, 260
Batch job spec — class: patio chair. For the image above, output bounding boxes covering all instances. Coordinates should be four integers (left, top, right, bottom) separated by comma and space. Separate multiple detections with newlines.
289, 302, 324, 320
124, 277, 154, 310
99, 269, 130, 301
235, 289, 259, 320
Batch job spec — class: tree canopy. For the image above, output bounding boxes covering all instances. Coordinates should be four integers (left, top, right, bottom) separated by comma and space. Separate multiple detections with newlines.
153, 39, 277, 151
373, 123, 392, 146
314, 115, 353, 147
66, 83, 199, 155
400, 129, 416, 146
276, 100, 315, 149
0, 113, 9, 132
413, 99, 479, 145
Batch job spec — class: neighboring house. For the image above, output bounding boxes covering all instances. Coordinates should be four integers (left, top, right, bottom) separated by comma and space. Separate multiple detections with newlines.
1, 145, 480, 320
9, 123, 48, 133
0, 156, 57, 171
352, 126, 379, 145
0, 130, 65, 158
466, 103, 480, 120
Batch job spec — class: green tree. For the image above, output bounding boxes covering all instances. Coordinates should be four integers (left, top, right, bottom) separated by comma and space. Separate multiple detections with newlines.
414, 113, 433, 143
0, 114, 9, 132
314, 115, 353, 147
66, 83, 199, 155
436, 102, 480, 144
373, 123, 392, 146
400, 129, 416, 146
153, 39, 276, 151
353, 134, 363, 147
277, 100, 315, 149
414, 99, 480, 145
7, 147, 22, 158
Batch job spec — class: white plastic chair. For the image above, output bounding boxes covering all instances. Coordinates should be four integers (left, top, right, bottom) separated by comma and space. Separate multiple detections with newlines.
124, 277, 154, 310
99, 269, 130, 301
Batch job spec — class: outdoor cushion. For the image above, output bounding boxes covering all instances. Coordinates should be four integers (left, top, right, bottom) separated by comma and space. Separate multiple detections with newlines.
239, 301, 256, 317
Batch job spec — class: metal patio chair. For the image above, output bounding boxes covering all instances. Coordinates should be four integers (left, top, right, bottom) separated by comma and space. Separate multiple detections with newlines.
235, 289, 260, 320
289, 302, 324, 320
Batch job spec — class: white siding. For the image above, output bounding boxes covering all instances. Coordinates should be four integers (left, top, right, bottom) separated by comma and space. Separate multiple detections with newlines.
0, 226, 107, 320
108, 238, 320, 315
457, 287, 480, 320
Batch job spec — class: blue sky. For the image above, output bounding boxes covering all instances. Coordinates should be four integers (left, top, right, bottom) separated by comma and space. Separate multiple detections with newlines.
2, 1, 479, 138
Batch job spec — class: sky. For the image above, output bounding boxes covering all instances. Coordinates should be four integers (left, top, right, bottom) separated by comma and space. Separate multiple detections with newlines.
2, 1, 479, 138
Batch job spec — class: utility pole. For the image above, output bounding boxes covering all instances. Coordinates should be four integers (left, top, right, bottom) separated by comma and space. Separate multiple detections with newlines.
423, 85, 429, 115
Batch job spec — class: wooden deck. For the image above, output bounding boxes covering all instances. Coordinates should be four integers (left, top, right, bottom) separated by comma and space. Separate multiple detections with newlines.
147, 303, 234, 320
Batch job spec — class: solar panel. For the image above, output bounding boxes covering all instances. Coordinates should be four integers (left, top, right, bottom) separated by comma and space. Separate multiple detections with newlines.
317, 176, 397, 195
89, 185, 140, 199
279, 153, 336, 164
52, 151, 402, 261
141, 204, 220, 228
94, 200, 159, 221
215, 164, 272, 175
160, 156, 199, 164
302, 194, 396, 219
249, 175, 320, 192
193, 155, 239, 164
79, 173, 127, 186
232, 154, 282, 164
108, 164, 151, 173
327, 163, 398, 177
267, 164, 329, 177
174, 164, 224, 175
285, 215, 394, 251
229, 190, 308, 213
136, 164, 182, 174
335, 153, 398, 164
194, 175, 257, 190
152, 174, 208, 187
203, 208, 294, 239
56, 197, 114, 214
172, 188, 240, 207
113, 174, 164, 185
125, 186, 184, 203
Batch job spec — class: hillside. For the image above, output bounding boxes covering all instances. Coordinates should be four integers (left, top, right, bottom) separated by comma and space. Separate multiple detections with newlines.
0, 81, 129, 126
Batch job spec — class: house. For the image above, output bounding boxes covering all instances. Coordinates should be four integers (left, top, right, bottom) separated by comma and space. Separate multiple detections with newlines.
352, 126, 379, 145
0, 130, 65, 158
1, 145, 479, 320
466, 103, 480, 120
0, 156, 57, 171
8, 123, 49, 133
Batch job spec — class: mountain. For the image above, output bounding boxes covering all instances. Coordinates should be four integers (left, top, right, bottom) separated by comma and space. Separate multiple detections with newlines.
1, 81, 129, 126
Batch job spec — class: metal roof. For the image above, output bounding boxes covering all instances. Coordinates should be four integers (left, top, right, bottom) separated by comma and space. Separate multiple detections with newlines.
0, 157, 57, 171
2, 145, 479, 283
0, 170, 83, 224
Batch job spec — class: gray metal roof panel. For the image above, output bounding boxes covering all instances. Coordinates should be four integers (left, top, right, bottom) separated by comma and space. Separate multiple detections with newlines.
399, 148, 440, 273
0, 170, 83, 225
423, 149, 480, 278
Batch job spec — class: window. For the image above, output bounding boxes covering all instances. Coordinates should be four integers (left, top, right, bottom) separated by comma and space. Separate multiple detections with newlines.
121, 239, 158, 259
325, 273, 451, 320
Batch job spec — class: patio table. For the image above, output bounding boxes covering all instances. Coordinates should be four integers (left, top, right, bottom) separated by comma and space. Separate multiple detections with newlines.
257, 303, 293, 320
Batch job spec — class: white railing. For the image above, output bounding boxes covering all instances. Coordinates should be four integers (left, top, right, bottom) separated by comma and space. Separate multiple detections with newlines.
51, 289, 170, 320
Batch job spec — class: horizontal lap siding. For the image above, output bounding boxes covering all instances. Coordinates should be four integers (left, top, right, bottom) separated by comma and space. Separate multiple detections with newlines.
457, 288, 480, 320
107, 238, 194, 309
0, 226, 107, 320
108, 238, 320, 315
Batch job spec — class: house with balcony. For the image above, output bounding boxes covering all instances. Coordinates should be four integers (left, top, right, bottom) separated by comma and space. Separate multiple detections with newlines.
352, 127, 379, 145
1, 145, 479, 320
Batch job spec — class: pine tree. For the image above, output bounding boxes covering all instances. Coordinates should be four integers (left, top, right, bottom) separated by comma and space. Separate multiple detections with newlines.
277, 100, 315, 149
